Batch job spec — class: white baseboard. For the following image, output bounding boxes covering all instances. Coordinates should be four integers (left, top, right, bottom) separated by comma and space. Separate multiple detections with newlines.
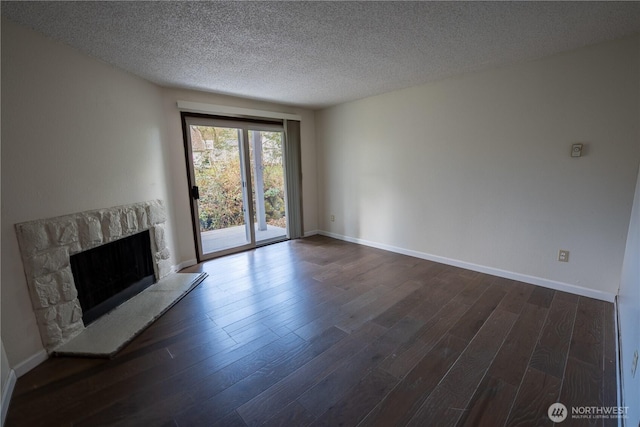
1, 369, 16, 426
174, 259, 197, 272
319, 231, 615, 303
303, 230, 319, 237
13, 349, 47, 378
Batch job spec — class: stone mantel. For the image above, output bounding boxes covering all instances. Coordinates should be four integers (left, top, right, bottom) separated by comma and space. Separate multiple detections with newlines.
15, 200, 172, 352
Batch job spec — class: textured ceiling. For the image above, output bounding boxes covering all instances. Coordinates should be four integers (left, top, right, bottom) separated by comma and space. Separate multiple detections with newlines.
2, 1, 640, 109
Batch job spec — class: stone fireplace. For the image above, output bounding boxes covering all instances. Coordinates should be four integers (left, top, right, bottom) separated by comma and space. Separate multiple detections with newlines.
15, 200, 172, 352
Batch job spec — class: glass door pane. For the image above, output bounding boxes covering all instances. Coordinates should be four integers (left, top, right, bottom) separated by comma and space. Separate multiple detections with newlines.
249, 129, 288, 245
189, 124, 253, 258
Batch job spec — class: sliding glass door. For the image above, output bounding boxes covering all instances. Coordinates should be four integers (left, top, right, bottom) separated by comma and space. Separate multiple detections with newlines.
183, 115, 288, 260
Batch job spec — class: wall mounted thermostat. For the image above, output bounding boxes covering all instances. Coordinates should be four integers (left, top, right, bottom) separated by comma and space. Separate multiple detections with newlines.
571, 143, 583, 157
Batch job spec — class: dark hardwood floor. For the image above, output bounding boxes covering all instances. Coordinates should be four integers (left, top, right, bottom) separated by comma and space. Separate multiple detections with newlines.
6, 236, 617, 426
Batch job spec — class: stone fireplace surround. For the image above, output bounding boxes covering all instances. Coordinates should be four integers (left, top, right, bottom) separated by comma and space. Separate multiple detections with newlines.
15, 200, 172, 352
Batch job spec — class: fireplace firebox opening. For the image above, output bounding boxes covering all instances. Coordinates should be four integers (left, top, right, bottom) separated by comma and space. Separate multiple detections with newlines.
70, 230, 156, 325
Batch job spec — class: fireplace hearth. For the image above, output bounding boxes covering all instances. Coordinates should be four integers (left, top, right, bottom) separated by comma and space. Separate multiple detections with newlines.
15, 200, 172, 352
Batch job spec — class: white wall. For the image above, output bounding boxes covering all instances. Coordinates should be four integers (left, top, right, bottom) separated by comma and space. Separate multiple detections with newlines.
159, 88, 317, 264
316, 35, 640, 298
0, 64, 7, 425
1, 19, 177, 367
617, 130, 640, 424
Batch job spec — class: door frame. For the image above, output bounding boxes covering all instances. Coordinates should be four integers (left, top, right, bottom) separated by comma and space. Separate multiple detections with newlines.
181, 112, 288, 262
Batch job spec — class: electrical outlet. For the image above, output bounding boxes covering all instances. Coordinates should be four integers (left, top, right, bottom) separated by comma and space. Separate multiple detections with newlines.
632, 350, 638, 378
330, 214, 335, 222
558, 250, 570, 262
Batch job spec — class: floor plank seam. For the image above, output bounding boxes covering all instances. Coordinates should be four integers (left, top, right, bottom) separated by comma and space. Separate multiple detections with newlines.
557, 295, 581, 397
503, 298, 556, 426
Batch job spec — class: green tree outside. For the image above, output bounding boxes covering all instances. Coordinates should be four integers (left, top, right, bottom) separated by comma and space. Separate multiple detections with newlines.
192, 126, 286, 232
